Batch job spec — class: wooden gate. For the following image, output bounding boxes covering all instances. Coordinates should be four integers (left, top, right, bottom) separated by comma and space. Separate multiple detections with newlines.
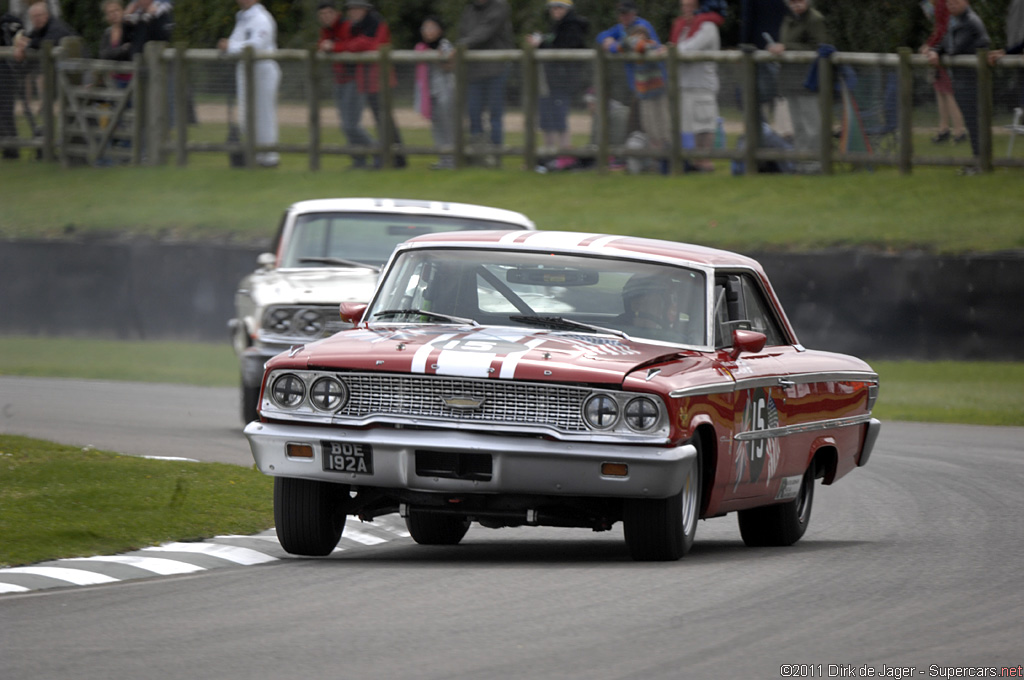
56, 56, 141, 166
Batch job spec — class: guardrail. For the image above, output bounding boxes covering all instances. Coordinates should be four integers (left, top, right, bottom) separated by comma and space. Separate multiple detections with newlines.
2, 40, 1022, 173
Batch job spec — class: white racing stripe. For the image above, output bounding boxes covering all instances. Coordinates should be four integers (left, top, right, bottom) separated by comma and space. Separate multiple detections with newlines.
143, 542, 278, 566
66, 555, 206, 575
499, 337, 549, 379
520, 232, 598, 249
411, 332, 457, 373
1, 566, 120, 586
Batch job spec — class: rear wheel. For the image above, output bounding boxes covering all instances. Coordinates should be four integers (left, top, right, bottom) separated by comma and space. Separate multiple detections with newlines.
738, 465, 814, 547
405, 511, 471, 546
274, 477, 348, 556
623, 442, 701, 561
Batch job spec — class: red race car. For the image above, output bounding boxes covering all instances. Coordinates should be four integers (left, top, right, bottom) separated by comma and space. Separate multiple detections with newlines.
245, 230, 880, 561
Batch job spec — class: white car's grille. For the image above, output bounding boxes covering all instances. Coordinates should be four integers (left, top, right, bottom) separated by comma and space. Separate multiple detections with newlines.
337, 373, 589, 432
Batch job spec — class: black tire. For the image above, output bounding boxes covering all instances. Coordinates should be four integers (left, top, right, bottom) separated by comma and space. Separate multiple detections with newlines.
274, 477, 349, 556
738, 465, 814, 547
623, 443, 701, 561
405, 511, 471, 546
241, 380, 260, 424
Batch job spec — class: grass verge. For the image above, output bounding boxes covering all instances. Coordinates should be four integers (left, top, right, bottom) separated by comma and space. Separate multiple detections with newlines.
0, 434, 273, 568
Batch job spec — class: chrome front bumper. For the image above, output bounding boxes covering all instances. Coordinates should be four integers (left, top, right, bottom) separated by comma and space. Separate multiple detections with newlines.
244, 421, 696, 499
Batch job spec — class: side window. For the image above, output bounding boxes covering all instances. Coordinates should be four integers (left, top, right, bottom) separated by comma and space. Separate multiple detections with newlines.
739, 276, 785, 346
714, 274, 786, 348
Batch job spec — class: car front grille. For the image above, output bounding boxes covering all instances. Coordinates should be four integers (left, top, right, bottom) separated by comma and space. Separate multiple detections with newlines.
336, 373, 589, 433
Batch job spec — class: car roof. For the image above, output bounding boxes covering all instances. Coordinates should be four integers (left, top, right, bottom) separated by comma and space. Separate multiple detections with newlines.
398, 230, 764, 272
287, 198, 535, 230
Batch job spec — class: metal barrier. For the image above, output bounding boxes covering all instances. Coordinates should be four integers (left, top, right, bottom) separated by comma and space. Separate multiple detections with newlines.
2, 40, 1022, 173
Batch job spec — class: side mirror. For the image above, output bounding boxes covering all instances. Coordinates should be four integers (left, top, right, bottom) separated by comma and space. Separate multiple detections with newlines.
728, 329, 767, 360
257, 252, 276, 270
339, 302, 368, 325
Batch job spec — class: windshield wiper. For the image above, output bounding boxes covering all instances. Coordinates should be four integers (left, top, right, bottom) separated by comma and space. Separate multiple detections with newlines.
372, 309, 479, 326
298, 257, 381, 273
508, 315, 629, 340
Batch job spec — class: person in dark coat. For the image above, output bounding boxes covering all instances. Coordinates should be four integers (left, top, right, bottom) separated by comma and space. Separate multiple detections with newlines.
927, 0, 990, 172
528, 0, 588, 158
458, 0, 514, 158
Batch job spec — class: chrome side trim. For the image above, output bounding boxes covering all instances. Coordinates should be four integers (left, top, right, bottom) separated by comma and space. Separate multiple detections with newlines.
778, 371, 879, 385
734, 413, 874, 441
669, 382, 735, 399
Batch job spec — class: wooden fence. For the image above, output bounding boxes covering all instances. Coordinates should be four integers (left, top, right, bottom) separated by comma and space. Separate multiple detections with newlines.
2, 39, 1022, 174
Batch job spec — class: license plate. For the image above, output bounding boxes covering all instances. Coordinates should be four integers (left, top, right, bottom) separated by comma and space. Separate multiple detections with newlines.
321, 441, 373, 475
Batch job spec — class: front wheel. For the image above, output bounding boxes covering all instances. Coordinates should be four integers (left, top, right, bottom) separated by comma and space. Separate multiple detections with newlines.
274, 477, 349, 556
405, 511, 471, 546
623, 444, 701, 561
738, 465, 814, 547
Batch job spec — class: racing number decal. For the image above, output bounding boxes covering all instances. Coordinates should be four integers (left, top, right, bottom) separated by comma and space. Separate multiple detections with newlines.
733, 387, 780, 489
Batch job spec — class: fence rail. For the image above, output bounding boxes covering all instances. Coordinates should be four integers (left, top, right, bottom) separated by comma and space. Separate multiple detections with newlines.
2, 40, 1022, 173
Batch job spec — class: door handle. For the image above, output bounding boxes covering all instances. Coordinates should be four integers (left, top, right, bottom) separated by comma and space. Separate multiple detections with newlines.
778, 378, 796, 389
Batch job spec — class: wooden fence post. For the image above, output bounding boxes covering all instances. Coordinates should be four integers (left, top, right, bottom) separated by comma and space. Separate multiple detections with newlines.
897, 47, 913, 175
522, 44, 537, 171
667, 45, 682, 175
740, 46, 759, 175
242, 46, 256, 168
40, 41, 56, 162
378, 44, 393, 169
174, 44, 187, 166
145, 41, 167, 166
594, 47, 609, 173
454, 45, 467, 169
977, 48, 993, 173
818, 52, 833, 175
308, 47, 321, 171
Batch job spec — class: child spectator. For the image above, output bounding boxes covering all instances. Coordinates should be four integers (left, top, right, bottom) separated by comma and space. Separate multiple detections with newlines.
624, 23, 670, 165
415, 16, 455, 169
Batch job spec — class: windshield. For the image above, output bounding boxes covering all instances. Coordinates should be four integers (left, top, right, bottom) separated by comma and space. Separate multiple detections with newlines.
368, 248, 708, 347
278, 213, 527, 269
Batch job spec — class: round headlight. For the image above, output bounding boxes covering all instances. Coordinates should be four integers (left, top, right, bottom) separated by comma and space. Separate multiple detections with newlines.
295, 309, 325, 336
265, 308, 293, 333
309, 377, 347, 412
624, 397, 661, 432
584, 394, 619, 430
270, 373, 305, 408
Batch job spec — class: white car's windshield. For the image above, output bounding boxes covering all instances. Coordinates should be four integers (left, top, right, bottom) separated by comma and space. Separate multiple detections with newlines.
279, 214, 526, 269
368, 248, 708, 346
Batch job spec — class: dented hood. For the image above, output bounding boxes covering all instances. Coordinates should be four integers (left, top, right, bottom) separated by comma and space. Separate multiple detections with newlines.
268, 325, 686, 385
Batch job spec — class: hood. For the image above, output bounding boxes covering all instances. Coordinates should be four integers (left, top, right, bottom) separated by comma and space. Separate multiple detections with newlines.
255, 268, 379, 306
270, 325, 686, 385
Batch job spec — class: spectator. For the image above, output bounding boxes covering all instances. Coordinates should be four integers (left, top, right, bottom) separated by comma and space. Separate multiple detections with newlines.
987, 0, 1024, 64
218, 0, 280, 168
920, 0, 967, 144
12, 1, 75, 134
768, 0, 828, 173
1, 9, 24, 159
927, 0, 990, 174
415, 16, 455, 169
342, 0, 405, 169
318, 0, 372, 169
623, 23, 670, 163
739, 0, 786, 118
7, 0, 58, 26
99, 0, 133, 89
457, 0, 515, 166
671, 0, 724, 172
527, 0, 588, 170
123, 0, 172, 57
596, 1, 661, 105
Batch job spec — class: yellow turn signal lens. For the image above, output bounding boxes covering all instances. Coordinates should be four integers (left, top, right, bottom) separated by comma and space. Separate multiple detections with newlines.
286, 443, 314, 459
601, 462, 628, 477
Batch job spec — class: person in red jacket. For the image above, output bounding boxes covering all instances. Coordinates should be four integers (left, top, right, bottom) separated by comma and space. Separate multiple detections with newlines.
318, 0, 405, 168
919, 0, 967, 144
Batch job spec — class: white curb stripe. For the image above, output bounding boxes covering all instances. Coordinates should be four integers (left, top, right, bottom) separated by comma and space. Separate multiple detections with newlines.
342, 527, 389, 545
0, 583, 30, 594
143, 542, 278, 566
2, 566, 120, 586
67, 555, 206, 575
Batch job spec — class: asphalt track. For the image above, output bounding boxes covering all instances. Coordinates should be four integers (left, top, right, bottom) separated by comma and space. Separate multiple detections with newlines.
1, 376, 1022, 679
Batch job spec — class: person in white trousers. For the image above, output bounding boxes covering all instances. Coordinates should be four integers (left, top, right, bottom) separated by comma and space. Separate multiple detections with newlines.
219, 0, 280, 167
